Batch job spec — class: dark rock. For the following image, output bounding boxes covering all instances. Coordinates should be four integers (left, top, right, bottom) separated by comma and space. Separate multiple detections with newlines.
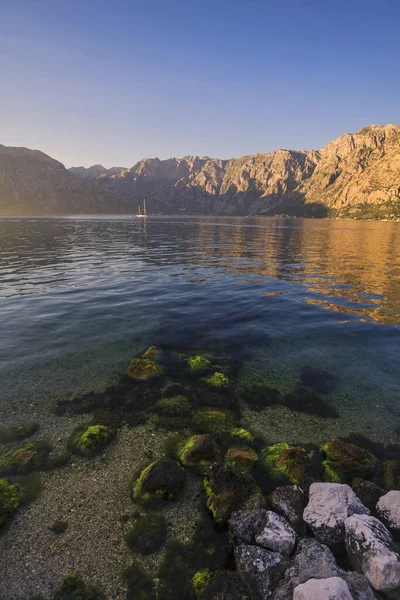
383, 460, 400, 490
133, 457, 184, 500
269, 485, 306, 535
225, 447, 259, 471
201, 571, 250, 600
235, 545, 287, 600
229, 508, 267, 545
204, 463, 258, 524
241, 492, 268, 512
255, 511, 297, 556
351, 478, 385, 512
179, 434, 220, 466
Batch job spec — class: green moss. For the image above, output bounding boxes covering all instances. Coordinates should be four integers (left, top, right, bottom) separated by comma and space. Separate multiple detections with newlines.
193, 409, 234, 437
231, 428, 254, 443
70, 425, 112, 457
155, 395, 191, 416
0, 442, 50, 475
53, 573, 106, 600
321, 460, 342, 483
261, 443, 311, 484
187, 356, 212, 372
132, 462, 155, 501
320, 440, 377, 483
192, 569, 212, 598
0, 423, 39, 443
0, 478, 21, 527
178, 435, 220, 468
225, 447, 258, 472
142, 346, 158, 359
122, 564, 156, 600
127, 358, 164, 380
125, 513, 167, 554
204, 373, 230, 389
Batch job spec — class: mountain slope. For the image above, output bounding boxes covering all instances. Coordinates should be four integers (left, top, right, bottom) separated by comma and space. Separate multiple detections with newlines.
0, 146, 126, 215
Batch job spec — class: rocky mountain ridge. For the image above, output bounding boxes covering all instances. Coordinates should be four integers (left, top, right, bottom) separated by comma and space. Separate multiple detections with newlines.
1, 125, 399, 218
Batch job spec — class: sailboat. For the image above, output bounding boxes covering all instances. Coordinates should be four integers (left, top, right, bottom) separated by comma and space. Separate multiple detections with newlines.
136, 199, 148, 218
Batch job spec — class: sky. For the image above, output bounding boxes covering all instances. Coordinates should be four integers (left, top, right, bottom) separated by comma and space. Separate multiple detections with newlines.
1, 0, 399, 168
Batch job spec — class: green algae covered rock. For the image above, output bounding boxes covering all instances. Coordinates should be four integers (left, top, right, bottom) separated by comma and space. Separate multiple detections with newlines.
142, 345, 158, 359
133, 457, 184, 501
70, 425, 113, 457
193, 409, 235, 437
383, 460, 400, 490
192, 569, 212, 598
155, 395, 191, 416
127, 358, 164, 380
53, 573, 106, 600
205, 372, 230, 389
0, 442, 50, 475
125, 513, 167, 554
0, 422, 39, 443
0, 478, 21, 527
179, 434, 220, 467
204, 463, 258, 524
231, 428, 255, 443
225, 447, 258, 472
187, 355, 212, 373
261, 443, 311, 484
320, 439, 377, 484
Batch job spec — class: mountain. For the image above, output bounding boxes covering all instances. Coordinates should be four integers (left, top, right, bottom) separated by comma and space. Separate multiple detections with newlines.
0, 146, 127, 215
1, 125, 400, 218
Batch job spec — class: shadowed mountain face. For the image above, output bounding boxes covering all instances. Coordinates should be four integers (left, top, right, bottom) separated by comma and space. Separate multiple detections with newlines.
1, 125, 400, 217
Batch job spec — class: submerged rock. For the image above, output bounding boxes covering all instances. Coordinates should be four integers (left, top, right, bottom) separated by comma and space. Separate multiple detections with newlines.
229, 508, 268, 545
255, 511, 297, 556
0, 422, 39, 443
235, 545, 287, 600
225, 447, 258, 472
293, 577, 354, 600
70, 425, 113, 457
231, 428, 255, 443
125, 513, 167, 554
0, 478, 21, 527
320, 440, 376, 484
193, 569, 212, 598
127, 357, 163, 380
204, 463, 258, 524
261, 443, 311, 484
351, 477, 385, 511
179, 434, 220, 467
303, 482, 370, 547
383, 460, 400, 490
0, 441, 50, 475
155, 395, 191, 416
187, 355, 212, 372
133, 457, 184, 501
53, 573, 106, 600
204, 372, 230, 389
201, 571, 250, 600
241, 492, 268, 512
376, 490, 400, 534
345, 513, 400, 592
142, 345, 159, 359
193, 409, 235, 437
269, 485, 306, 535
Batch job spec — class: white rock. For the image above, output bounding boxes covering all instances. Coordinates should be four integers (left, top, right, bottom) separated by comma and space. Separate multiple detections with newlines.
303, 482, 370, 546
345, 513, 400, 592
293, 577, 354, 600
376, 490, 400, 534
255, 510, 297, 555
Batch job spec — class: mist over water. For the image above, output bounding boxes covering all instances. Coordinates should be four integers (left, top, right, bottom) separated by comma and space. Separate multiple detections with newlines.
0, 215, 399, 444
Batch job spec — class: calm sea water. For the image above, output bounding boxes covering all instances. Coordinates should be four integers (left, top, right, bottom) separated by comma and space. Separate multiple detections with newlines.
0, 215, 399, 445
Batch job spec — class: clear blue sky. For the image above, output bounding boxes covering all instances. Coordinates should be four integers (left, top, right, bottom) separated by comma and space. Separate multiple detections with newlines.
1, 0, 399, 168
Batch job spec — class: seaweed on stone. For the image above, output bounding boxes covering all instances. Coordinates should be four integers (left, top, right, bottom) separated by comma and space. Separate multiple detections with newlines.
193, 409, 236, 438
0, 478, 21, 527
52, 573, 106, 600
320, 439, 377, 484
68, 425, 113, 457
125, 513, 167, 554
192, 569, 212, 598
261, 443, 312, 485
0, 423, 39, 444
187, 355, 212, 373
0, 441, 51, 476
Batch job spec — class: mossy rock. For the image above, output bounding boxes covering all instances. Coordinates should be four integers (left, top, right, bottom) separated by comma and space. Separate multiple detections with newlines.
230, 428, 254, 443
187, 356, 212, 373
0, 442, 50, 475
0, 478, 21, 527
261, 443, 311, 484
142, 346, 158, 359
179, 434, 220, 467
201, 571, 250, 600
127, 358, 164, 380
53, 573, 106, 600
125, 513, 167, 554
0, 422, 39, 444
193, 409, 235, 437
204, 372, 231, 389
383, 460, 400, 490
155, 395, 191, 416
320, 440, 377, 484
69, 425, 113, 457
204, 463, 259, 524
225, 447, 258, 472
192, 569, 212, 598
133, 457, 184, 501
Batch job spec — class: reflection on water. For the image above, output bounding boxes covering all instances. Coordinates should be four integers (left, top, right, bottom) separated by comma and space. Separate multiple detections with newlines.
0, 216, 399, 444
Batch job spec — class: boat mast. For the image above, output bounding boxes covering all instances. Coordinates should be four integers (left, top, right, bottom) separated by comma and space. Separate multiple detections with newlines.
138, 203, 141, 216
143, 199, 146, 216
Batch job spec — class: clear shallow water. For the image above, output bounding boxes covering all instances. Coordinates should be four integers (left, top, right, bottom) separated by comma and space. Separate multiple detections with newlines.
0, 215, 399, 444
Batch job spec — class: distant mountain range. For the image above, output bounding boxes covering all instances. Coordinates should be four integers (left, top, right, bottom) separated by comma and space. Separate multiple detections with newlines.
1, 125, 400, 219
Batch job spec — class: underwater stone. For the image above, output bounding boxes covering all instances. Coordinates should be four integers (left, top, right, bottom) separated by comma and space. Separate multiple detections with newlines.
53, 573, 106, 600
0, 422, 39, 443
225, 447, 258, 471
383, 460, 400, 490
142, 346, 158, 359
269, 485, 306, 535
204, 463, 258, 524
179, 434, 220, 467
201, 571, 250, 600
133, 457, 184, 500
155, 395, 191, 416
231, 428, 255, 443
0, 442, 50, 475
376, 490, 400, 535
187, 355, 212, 372
261, 443, 311, 484
193, 409, 235, 437
255, 511, 297, 556
125, 513, 167, 554
235, 545, 287, 600
229, 508, 268, 545
192, 569, 212, 598
345, 514, 400, 592
205, 372, 230, 389
127, 357, 163, 380
70, 425, 113, 456
293, 577, 354, 600
0, 478, 21, 527
303, 482, 370, 547
320, 440, 376, 484
351, 477, 385, 511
